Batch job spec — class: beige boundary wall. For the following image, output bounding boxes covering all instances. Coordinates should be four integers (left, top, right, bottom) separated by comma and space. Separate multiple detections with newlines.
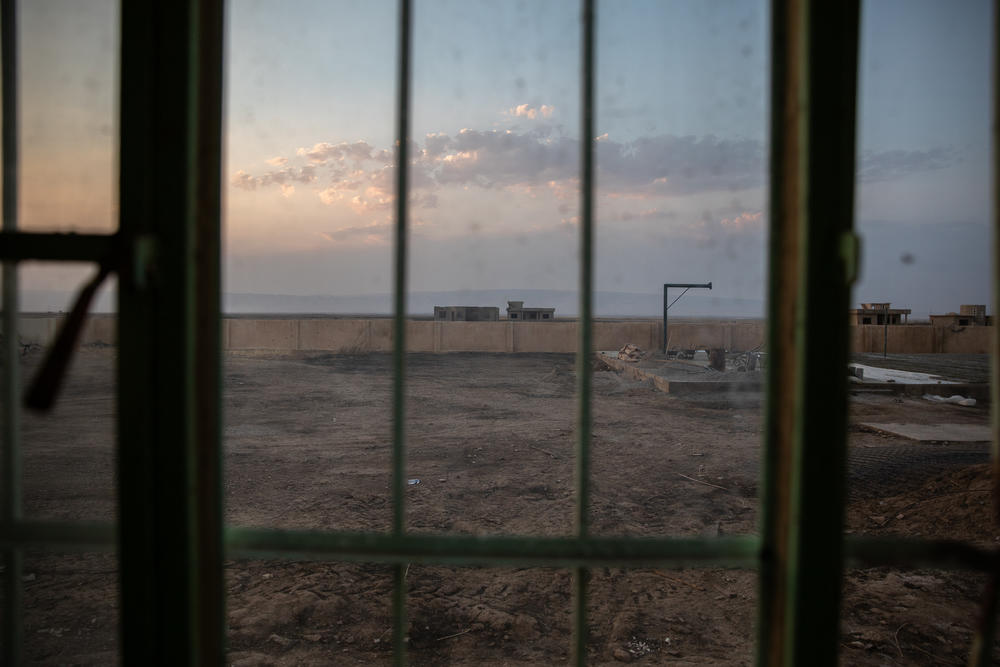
850, 324, 992, 354
222, 319, 770, 353
6, 316, 992, 354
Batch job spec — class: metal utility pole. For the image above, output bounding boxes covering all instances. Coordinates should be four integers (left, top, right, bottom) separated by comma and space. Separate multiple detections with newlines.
662, 282, 713, 354
883, 303, 889, 358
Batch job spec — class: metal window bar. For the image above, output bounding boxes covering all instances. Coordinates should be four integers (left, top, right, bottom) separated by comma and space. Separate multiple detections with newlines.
1, 1, 21, 664
0, 0, 998, 665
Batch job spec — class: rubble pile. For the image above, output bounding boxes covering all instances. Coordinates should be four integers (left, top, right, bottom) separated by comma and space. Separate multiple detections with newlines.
617, 343, 643, 362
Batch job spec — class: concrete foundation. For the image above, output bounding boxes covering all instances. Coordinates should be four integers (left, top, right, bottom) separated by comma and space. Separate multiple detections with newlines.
860, 423, 991, 442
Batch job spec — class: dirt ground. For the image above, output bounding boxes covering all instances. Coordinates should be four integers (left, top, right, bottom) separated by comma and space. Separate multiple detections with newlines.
6, 348, 998, 665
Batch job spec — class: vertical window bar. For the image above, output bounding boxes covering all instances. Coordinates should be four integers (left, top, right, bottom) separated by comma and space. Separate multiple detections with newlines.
573, 0, 595, 663
391, 0, 413, 663
191, 1, 227, 662
0, 1, 21, 664
117, 2, 226, 662
757, 0, 800, 661
786, 3, 859, 662
971, 3, 1000, 664
759, 1, 860, 665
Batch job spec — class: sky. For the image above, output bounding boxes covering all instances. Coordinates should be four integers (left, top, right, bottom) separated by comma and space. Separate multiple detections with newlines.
12, 0, 996, 317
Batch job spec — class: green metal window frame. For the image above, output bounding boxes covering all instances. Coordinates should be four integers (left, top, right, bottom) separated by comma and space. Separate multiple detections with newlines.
1, 1, 998, 665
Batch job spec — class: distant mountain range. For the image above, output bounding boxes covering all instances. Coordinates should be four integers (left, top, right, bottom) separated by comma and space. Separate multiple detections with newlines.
20, 287, 765, 318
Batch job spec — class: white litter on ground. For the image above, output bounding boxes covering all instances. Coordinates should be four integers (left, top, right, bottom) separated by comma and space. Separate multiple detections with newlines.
923, 394, 977, 407
849, 364, 958, 385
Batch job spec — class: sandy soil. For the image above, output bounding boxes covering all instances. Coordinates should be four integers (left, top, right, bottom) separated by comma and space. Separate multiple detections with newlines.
7, 348, 997, 665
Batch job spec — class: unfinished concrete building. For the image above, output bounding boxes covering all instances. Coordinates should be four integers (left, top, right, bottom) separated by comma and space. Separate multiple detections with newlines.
848, 302, 911, 325
433, 306, 499, 321
506, 300, 555, 321
930, 304, 993, 327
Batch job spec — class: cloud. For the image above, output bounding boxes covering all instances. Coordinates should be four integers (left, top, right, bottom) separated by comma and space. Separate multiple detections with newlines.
296, 140, 378, 164
231, 170, 257, 190
856, 147, 960, 183
233, 128, 964, 209
424, 133, 451, 157
231, 165, 317, 191
507, 103, 555, 120
720, 210, 763, 230
319, 220, 394, 245
597, 134, 765, 196
615, 207, 670, 223
266, 156, 288, 166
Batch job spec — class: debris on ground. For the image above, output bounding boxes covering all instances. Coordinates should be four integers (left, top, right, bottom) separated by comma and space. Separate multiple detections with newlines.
923, 394, 977, 407
617, 343, 643, 362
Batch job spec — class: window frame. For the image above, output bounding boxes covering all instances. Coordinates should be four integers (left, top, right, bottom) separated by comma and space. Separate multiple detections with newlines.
0, 1, 997, 665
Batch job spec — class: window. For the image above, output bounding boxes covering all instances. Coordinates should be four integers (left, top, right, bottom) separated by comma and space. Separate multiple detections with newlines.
2, 2, 997, 665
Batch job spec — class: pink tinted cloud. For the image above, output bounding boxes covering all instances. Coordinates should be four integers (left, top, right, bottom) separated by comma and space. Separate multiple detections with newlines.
507, 103, 555, 120
720, 210, 763, 229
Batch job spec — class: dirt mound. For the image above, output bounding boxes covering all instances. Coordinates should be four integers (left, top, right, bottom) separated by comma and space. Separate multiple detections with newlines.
847, 463, 997, 546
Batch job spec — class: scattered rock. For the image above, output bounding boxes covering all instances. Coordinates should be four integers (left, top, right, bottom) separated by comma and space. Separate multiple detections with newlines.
612, 647, 633, 662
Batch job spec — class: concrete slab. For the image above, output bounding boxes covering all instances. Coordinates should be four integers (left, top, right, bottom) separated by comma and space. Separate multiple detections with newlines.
860, 423, 991, 442
599, 351, 763, 393
849, 363, 957, 385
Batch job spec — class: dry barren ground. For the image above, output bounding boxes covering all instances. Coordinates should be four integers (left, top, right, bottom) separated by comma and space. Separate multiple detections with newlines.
6, 349, 997, 665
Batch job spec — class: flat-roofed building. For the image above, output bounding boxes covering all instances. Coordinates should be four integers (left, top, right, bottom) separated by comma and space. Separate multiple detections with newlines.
433, 306, 500, 321
506, 300, 555, 322
930, 304, 992, 327
848, 302, 911, 325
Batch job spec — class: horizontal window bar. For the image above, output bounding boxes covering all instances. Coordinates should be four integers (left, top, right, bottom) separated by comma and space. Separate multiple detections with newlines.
0, 231, 116, 263
5, 521, 996, 574
225, 528, 760, 568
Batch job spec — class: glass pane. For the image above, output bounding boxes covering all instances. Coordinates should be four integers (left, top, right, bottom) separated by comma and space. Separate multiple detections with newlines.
588, 567, 756, 664
842, 3, 996, 662
591, 0, 769, 538
224, 0, 395, 307
223, 0, 395, 533
226, 560, 393, 663
405, 566, 571, 663
848, 0, 992, 540
19, 262, 116, 522
404, 0, 580, 536
20, 551, 120, 664
839, 567, 992, 665
18, 0, 119, 233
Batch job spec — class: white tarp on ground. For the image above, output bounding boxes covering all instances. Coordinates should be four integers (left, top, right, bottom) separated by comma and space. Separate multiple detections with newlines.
849, 363, 958, 385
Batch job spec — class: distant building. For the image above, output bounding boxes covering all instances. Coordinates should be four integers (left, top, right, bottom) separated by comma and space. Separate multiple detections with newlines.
506, 300, 555, 322
848, 302, 911, 325
930, 304, 992, 327
433, 306, 499, 321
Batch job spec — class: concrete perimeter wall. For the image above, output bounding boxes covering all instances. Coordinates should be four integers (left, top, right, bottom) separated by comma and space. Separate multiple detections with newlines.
6, 316, 992, 354
851, 324, 992, 354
